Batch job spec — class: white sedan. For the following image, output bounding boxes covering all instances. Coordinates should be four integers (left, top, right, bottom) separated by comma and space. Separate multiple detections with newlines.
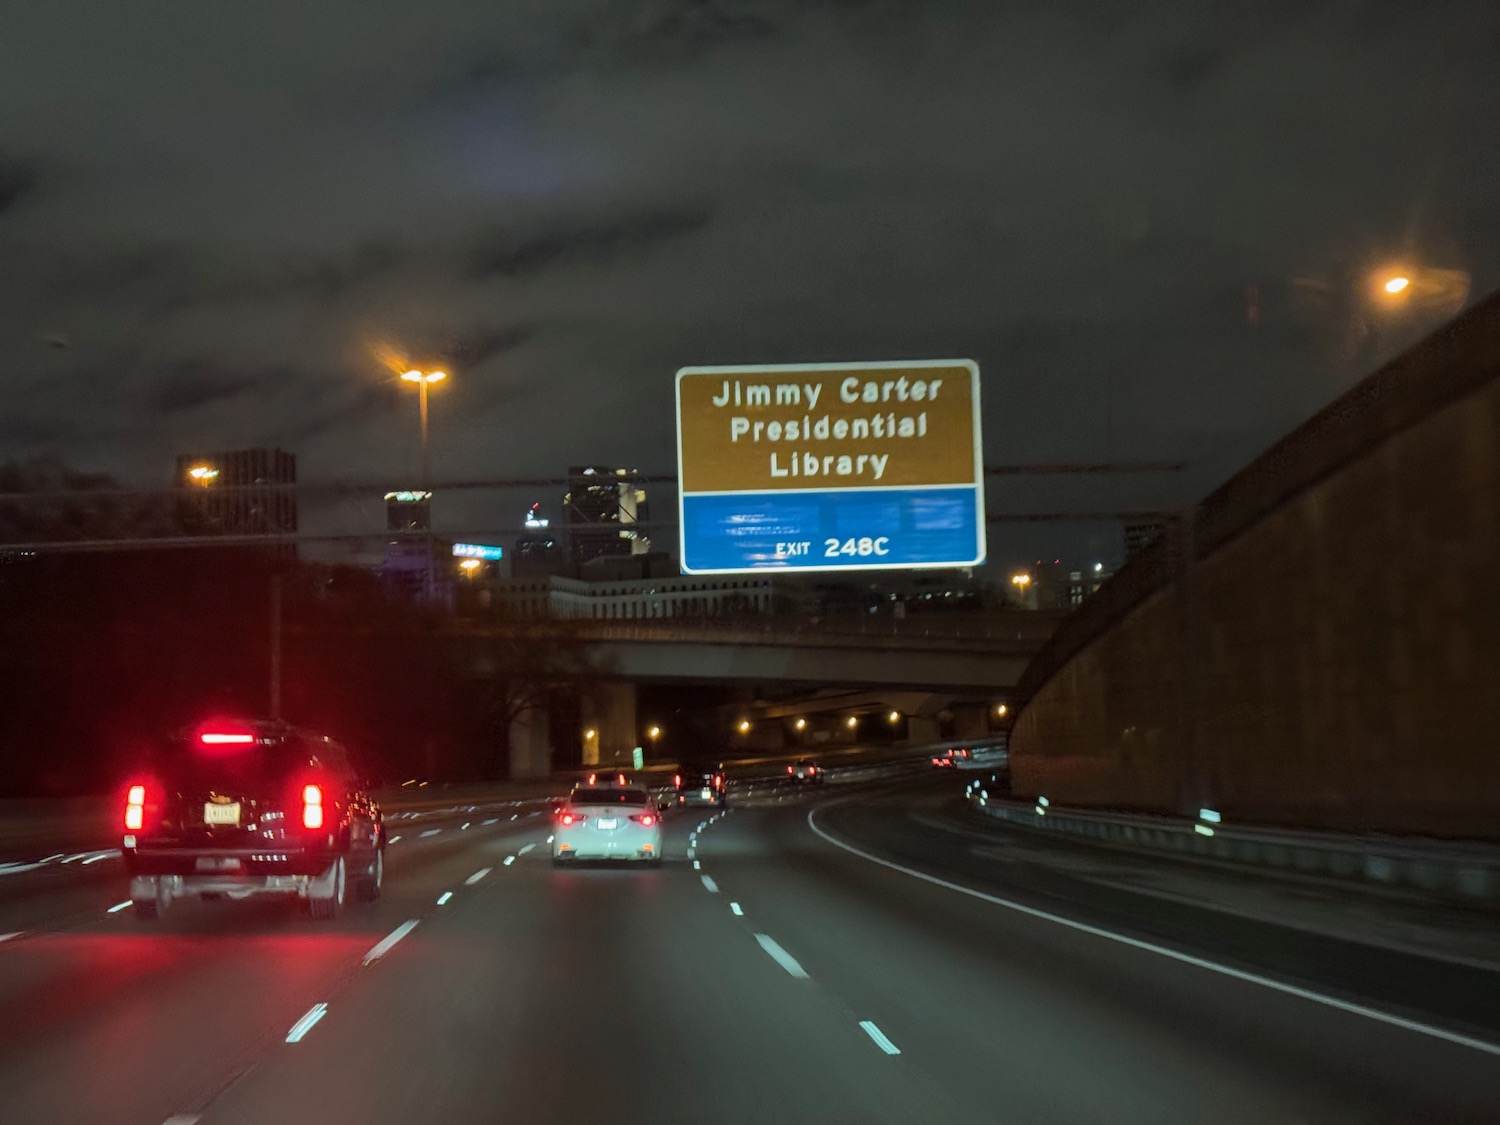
552, 785, 664, 866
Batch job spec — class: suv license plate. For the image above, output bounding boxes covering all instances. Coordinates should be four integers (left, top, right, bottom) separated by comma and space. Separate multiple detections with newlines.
595, 818, 618, 830
195, 857, 243, 872
203, 802, 241, 825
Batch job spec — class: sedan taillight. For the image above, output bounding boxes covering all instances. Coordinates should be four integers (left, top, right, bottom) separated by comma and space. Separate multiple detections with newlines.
559, 811, 587, 827
631, 813, 657, 827
787, 765, 795, 774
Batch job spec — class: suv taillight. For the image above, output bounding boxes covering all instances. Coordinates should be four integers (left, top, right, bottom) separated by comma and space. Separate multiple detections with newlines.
124, 783, 147, 831
302, 784, 324, 830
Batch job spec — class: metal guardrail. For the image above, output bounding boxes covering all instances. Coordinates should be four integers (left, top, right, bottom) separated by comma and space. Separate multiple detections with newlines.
965, 787, 1500, 902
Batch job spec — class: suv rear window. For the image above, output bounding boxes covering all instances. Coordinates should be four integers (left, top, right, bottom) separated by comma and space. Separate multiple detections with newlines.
570, 788, 651, 806
157, 736, 325, 790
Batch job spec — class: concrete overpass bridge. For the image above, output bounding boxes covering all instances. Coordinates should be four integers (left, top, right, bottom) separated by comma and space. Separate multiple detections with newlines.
452, 610, 1068, 775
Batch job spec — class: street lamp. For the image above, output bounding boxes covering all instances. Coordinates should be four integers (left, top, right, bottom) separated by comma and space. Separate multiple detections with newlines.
846, 715, 858, 729
458, 558, 481, 578
400, 369, 447, 599
995, 703, 1008, 717
887, 711, 900, 724
187, 465, 219, 486
1382, 274, 1410, 295
1010, 573, 1031, 589
647, 725, 661, 740
737, 719, 751, 734
794, 718, 806, 731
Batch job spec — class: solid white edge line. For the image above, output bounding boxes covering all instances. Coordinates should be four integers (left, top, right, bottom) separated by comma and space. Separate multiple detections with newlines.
437, 891, 453, 905
859, 1020, 902, 1055
285, 1002, 329, 1043
806, 806, 1500, 1060
701, 875, 719, 893
363, 920, 420, 966
754, 933, 810, 979
107, 901, 131, 913
466, 867, 492, 885
729, 902, 743, 916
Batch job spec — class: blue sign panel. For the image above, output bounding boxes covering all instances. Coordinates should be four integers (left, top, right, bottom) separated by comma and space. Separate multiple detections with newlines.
680, 487, 982, 572
676, 361, 985, 575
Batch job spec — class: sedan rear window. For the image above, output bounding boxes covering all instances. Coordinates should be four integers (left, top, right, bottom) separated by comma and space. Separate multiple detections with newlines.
570, 788, 651, 806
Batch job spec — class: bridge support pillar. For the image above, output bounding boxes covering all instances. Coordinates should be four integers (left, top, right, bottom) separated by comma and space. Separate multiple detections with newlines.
509, 705, 552, 780
904, 715, 942, 746
586, 682, 638, 768
950, 703, 990, 740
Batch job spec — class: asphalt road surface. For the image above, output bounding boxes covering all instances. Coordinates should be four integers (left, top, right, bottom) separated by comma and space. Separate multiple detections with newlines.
1, 775, 1498, 1124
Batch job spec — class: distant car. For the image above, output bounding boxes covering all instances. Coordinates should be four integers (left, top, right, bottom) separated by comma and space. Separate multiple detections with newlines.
121, 719, 384, 920
788, 758, 823, 783
931, 747, 972, 769
675, 767, 727, 807
553, 785, 664, 866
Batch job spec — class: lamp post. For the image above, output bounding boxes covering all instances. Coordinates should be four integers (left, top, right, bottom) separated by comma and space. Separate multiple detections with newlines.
401, 369, 447, 600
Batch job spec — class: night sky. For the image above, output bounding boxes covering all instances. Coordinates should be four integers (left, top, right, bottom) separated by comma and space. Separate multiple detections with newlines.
3, 2, 1497, 566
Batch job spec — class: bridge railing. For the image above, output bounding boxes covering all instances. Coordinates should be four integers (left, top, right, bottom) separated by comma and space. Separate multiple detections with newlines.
460, 609, 1067, 651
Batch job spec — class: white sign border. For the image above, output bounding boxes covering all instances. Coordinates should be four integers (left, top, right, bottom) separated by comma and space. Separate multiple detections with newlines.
674, 359, 986, 576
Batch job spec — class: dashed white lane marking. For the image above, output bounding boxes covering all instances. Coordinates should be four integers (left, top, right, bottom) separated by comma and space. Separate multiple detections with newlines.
388, 835, 402, 844
687, 848, 696, 860
482, 818, 498, 826
546, 835, 554, 844
466, 867, 492, 885
420, 829, 441, 838
460, 822, 471, 830
510, 814, 518, 820
82, 853, 113, 865
285, 1003, 328, 1043
437, 891, 453, 906
806, 806, 1500, 1061
729, 902, 743, 916
503, 856, 516, 866
162, 1115, 201, 1124
0, 932, 21, 943
518, 843, 536, 855
754, 933, 809, 979
701, 875, 719, 893
363, 920, 420, 966
107, 901, 131, 914
62, 853, 87, 863
859, 1020, 902, 1056
692, 860, 701, 871
41, 854, 64, 863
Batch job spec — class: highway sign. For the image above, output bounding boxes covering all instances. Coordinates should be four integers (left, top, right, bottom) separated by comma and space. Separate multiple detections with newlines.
675, 360, 984, 574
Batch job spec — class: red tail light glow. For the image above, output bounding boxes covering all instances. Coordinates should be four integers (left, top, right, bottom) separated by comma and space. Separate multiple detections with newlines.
673, 774, 681, 788
201, 732, 255, 745
808, 766, 816, 775
559, 810, 586, 827
302, 783, 324, 830
787, 765, 795, 774
124, 783, 147, 831
632, 813, 657, 827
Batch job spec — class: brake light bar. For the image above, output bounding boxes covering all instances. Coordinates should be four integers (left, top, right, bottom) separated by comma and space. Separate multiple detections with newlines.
302, 783, 324, 830
201, 732, 255, 745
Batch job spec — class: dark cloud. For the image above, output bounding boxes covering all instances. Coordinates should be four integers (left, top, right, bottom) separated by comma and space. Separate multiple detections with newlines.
0, 161, 35, 217
468, 205, 712, 278
0, 0, 1496, 562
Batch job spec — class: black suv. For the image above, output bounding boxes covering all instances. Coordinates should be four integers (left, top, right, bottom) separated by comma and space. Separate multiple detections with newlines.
121, 720, 384, 920
674, 766, 727, 807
